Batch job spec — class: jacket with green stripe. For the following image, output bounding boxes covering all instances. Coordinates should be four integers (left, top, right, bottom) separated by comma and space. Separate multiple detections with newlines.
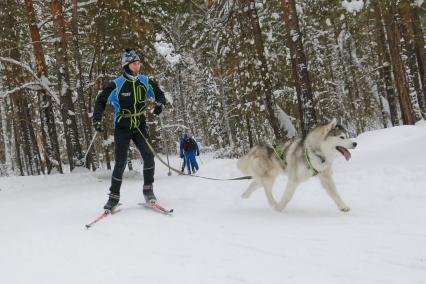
93, 72, 166, 129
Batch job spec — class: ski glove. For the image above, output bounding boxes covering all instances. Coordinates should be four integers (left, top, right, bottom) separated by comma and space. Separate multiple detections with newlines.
93, 120, 104, 132
153, 104, 163, 116
196, 151, 200, 156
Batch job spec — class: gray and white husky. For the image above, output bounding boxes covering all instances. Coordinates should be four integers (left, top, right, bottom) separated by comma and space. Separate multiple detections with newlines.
237, 119, 357, 212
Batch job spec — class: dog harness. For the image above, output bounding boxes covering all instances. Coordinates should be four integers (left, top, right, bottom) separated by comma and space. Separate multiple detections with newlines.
304, 147, 319, 176
273, 145, 287, 168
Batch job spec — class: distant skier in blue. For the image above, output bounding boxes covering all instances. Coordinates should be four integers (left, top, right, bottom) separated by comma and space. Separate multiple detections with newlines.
180, 134, 200, 174
178, 135, 195, 173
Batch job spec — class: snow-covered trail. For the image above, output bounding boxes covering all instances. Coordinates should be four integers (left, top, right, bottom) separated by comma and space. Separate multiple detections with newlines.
1, 124, 425, 284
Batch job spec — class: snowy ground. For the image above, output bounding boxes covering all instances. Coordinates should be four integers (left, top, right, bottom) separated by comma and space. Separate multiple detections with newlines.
1, 123, 426, 284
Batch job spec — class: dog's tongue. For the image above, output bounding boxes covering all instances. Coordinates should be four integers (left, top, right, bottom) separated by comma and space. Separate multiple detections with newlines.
341, 147, 351, 161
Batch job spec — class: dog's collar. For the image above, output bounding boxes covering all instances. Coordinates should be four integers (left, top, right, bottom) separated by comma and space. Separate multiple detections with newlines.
304, 147, 319, 176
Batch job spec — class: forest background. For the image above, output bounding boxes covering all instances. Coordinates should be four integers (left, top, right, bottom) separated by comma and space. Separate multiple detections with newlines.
0, 0, 425, 176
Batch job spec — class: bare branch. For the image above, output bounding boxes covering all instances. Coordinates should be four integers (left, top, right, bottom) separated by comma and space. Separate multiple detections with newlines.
0, 82, 40, 97
0, 56, 60, 104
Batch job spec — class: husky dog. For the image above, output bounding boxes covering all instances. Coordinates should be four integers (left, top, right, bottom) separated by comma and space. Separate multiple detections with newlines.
237, 119, 357, 212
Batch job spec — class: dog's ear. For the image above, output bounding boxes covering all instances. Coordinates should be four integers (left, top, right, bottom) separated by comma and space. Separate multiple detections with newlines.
323, 118, 337, 135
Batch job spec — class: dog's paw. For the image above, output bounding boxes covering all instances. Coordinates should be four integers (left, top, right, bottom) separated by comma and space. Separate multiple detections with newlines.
340, 206, 350, 212
273, 204, 284, 212
241, 192, 250, 199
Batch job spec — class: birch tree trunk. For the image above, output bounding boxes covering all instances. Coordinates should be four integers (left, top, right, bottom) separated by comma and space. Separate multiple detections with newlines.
2, 99, 14, 173
280, 0, 317, 135
0, 101, 4, 174
0, 100, 12, 174
87, 48, 100, 170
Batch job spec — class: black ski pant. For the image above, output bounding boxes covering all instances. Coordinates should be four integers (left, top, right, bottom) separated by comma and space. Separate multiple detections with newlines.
109, 125, 154, 195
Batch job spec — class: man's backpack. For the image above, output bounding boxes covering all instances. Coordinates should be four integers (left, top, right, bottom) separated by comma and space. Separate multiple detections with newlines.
184, 139, 196, 151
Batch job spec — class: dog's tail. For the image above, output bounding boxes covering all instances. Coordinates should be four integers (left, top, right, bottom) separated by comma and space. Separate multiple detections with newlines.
237, 154, 250, 174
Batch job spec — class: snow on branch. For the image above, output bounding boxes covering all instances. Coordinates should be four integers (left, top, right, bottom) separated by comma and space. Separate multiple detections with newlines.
415, 0, 424, 7
0, 57, 60, 104
276, 106, 297, 138
154, 34, 181, 68
156, 123, 189, 131
1, 82, 41, 97
38, 0, 98, 30
341, 0, 364, 14
77, 0, 98, 7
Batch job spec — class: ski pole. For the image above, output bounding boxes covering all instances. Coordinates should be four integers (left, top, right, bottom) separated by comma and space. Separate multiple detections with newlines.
198, 155, 204, 165
85, 203, 122, 229
83, 132, 98, 166
85, 211, 109, 229
180, 156, 184, 172
159, 117, 172, 176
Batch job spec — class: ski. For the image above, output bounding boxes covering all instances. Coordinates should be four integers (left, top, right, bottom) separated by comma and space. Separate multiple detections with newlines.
138, 202, 174, 215
85, 203, 122, 229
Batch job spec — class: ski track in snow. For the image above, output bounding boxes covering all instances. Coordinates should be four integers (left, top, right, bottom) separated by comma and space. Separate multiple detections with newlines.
1, 124, 426, 284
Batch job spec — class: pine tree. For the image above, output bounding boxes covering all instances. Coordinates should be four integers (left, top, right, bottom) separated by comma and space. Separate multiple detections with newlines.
23, 0, 62, 174
384, 1, 415, 125
280, 0, 317, 135
50, 0, 83, 170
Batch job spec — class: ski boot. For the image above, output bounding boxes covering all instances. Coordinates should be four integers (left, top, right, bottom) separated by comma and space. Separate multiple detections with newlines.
103, 193, 120, 212
143, 184, 157, 204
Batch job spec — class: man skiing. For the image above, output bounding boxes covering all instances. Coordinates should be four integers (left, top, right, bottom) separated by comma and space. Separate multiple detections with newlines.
93, 48, 167, 211
179, 134, 200, 174
179, 134, 195, 173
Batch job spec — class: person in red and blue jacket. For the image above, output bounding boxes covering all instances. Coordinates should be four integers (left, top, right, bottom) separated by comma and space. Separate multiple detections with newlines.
179, 134, 199, 174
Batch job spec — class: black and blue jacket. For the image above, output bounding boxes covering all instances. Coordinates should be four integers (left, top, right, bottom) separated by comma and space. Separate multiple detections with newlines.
94, 73, 167, 129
